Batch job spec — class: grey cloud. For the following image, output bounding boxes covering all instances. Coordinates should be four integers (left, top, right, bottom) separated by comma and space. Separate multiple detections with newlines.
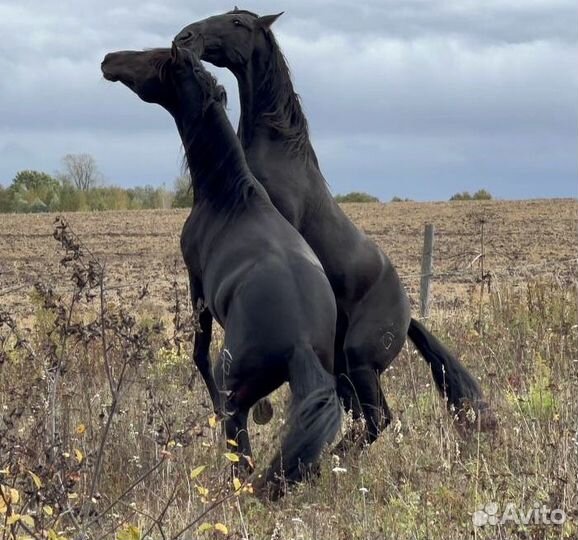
0, 0, 576, 200
280, 0, 578, 44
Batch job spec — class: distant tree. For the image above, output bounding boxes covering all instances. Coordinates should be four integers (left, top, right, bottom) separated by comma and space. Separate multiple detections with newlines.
11, 170, 58, 192
0, 184, 13, 212
450, 189, 492, 201
171, 173, 194, 208
129, 185, 171, 209
472, 189, 492, 200
450, 191, 472, 201
9, 170, 61, 212
59, 182, 87, 212
156, 185, 173, 209
334, 191, 380, 203
60, 153, 102, 191
391, 196, 413, 202
29, 198, 49, 213
129, 185, 156, 209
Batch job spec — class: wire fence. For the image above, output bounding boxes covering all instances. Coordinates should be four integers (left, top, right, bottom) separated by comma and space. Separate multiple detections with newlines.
2, 256, 576, 300
1, 215, 577, 302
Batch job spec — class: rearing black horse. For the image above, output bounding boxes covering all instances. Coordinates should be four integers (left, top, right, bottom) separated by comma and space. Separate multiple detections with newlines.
174, 9, 494, 444
101, 43, 341, 498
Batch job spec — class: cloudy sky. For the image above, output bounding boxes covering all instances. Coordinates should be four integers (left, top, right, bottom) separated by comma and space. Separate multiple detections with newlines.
0, 0, 576, 201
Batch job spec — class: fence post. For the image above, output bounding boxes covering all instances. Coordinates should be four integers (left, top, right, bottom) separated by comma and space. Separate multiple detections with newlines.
419, 224, 435, 318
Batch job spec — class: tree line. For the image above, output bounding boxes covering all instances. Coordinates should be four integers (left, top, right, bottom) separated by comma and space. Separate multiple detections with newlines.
0, 154, 194, 213
1, 154, 493, 213
335, 189, 493, 203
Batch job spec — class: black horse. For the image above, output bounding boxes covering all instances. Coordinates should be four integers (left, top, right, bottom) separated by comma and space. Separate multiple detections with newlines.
101, 44, 341, 498
174, 10, 495, 444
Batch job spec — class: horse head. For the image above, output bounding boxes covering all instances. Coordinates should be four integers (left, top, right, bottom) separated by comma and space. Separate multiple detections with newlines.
174, 9, 283, 72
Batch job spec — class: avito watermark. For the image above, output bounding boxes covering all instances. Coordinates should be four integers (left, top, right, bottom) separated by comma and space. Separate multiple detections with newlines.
473, 502, 566, 527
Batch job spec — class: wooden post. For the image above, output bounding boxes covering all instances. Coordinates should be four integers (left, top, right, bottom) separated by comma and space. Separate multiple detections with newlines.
419, 224, 435, 318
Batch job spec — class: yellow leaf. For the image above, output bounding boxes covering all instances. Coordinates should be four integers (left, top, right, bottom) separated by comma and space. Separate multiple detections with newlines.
116, 524, 141, 540
48, 530, 68, 540
223, 452, 239, 463
232, 477, 242, 492
226, 439, 238, 447
7, 513, 20, 525
208, 415, 218, 428
75, 423, 86, 435
197, 522, 213, 533
196, 485, 209, 497
214, 523, 228, 535
0, 498, 6, 514
43, 505, 54, 516
28, 471, 42, 489
9, 488, 20, 504
0, 468, 9, 475
21, 514, 35, 527
67, 492, 78, 499
190, 465, 206, 479
74, 449, 84, 464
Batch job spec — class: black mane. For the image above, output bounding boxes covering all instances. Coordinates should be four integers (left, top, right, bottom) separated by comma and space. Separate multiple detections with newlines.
256, 31, 312, 159
227, 9, 313, 160
150, 48, 228, 109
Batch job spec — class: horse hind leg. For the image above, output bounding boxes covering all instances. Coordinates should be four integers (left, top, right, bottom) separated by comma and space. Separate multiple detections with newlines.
341, 271, 410, 445
332, 372, 365, 457
343, 330, 403, 444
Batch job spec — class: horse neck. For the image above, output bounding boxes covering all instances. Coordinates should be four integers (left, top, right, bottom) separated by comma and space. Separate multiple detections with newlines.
176, 103, 252, 205
236, 38, 316, 164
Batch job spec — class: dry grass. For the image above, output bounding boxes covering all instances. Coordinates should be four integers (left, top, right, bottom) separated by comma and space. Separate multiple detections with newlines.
0, 200, 577, 540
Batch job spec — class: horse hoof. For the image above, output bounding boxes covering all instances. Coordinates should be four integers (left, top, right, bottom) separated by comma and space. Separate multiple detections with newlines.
455, 401, 498, 436
251, 474, 284, 502
252, 398, 274, 425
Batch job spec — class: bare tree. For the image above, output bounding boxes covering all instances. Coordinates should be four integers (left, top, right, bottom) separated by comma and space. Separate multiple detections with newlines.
61, 153, 102, 191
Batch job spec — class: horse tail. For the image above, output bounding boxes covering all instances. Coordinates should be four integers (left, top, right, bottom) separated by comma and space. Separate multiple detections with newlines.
259, 345, 341, 498
407, 318, 496, 430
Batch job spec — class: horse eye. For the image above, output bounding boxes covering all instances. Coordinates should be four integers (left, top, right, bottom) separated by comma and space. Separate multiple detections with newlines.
233, 19, 241, 26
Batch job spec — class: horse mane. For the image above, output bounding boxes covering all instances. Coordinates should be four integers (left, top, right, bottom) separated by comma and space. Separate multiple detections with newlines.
227, 9, 313, 160
258, 32, 312, 159
178, 83, 253, 213
150, 48, 228, 110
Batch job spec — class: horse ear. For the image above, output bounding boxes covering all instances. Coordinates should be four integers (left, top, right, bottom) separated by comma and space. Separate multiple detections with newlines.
256, 12, 284, 28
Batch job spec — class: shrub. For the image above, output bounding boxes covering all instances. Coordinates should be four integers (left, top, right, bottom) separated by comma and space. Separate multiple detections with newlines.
473, 189, 492, 200
450, 191, 472, 201
450, 189, 493, 201
334, 191, 380, 203
172, 174, 194, 208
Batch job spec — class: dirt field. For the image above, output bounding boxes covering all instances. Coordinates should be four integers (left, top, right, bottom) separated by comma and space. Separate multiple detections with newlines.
1, 198, 576, 320
1, 198, 577, 540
